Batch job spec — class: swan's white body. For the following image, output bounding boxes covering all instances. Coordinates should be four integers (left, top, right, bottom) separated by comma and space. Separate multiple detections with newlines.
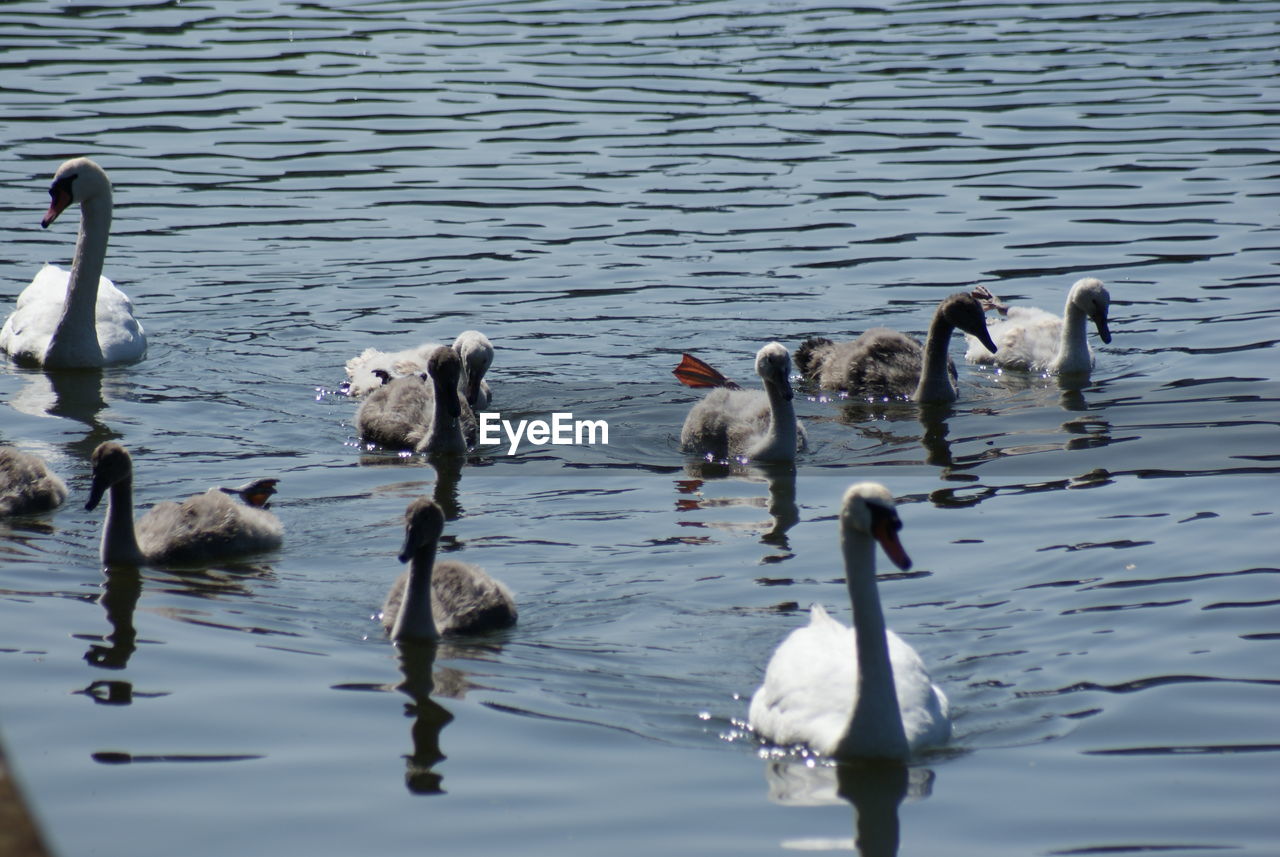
680, 342, 807, 462
0, 446, 67, 516
86, 442, 283, 566
965, 277, 1111, 374
795, 293, 996, 403
345, 330, 493, 407
749, 483, 950, 760
381, 497, 517, 641
355, 346, 478, 453
0, 159, 146, 368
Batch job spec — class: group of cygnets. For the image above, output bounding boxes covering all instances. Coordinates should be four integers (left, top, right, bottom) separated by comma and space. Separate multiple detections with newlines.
0, 158, 1113, 764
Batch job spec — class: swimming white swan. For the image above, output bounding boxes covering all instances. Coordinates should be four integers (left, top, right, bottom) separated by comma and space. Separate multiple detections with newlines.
795, 292, 996, 403
0, 158, 146, 368
0, 446, 68, 516
85, 442, 283, 566
965, 277, 1111, 374
677, 342, 808, 462
345, 330, 493, 407
355, 346, 478, 454
749, 482, 951, 760
381, 496, 517, 641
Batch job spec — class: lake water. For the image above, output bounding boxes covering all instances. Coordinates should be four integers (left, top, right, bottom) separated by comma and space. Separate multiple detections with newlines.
1, 0, 1278, 854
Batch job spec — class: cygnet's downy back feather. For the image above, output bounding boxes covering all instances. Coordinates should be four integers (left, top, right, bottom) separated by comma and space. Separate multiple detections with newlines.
0, 446, 67, 516
344, 330, 494, 407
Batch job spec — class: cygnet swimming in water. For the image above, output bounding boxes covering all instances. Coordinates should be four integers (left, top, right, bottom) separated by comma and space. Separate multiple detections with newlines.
345, 330, 493, 408
795, 292, 997, 403
965, 277, 1111, 375
381, 496, 517, 641
355, 346, 478, 454
85, 442, 283, 566
0, 446, 68, 516
676, 342, 808, 462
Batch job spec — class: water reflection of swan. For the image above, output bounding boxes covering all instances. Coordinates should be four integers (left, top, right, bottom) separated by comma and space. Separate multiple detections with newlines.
345, 330, 493, 408
676, 343, 808, 462
750, 483, 951, 760
677, 461, 799, 548
796, 293, 996, 403
0, 159, 146, 368
85, 442, 284, 566
769, 759, 935, 857
395, 641, 456, 795
356, 346, 478, 454
966, 278, 1111, 374
82, 565, 142, 670
0, 446, 67, 516
381, 497, 517, 642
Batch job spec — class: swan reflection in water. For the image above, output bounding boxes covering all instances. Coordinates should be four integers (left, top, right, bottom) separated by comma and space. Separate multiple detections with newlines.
675, 460, 799, 551
388, 639, 500, 795
767, 758, 936, 857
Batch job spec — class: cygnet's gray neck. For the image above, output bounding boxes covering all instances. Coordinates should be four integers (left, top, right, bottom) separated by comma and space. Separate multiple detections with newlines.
392, 542, 440, 641
102, 477, 145, 566
913, 313, 957, 403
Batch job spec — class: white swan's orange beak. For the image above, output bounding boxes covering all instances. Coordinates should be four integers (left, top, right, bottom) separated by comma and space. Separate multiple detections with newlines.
42, 186, 73, 229
872, 517, 912, 571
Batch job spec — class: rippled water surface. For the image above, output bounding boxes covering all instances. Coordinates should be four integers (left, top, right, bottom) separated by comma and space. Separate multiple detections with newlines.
1, 1, 1278, 855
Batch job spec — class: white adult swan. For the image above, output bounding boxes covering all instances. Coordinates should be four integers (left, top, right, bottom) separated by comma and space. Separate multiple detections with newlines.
381, 496, 517, 641
355, 346, 478, 454
0, 158, 146, 368
749, 482, 951, 760
676, 343, 807, 463
345, 330, 493, 407
795, 292, 996, 403
965, 277, 1111, 374
85, 442, 283, 566
0, 446, 68, 516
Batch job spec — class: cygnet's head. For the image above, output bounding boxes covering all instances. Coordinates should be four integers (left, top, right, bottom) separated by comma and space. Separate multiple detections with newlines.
1069, 277, 1112, 344
43, 158, 110, 229
426, 346, 463, 418
755, 341, 794, 401
840, 482, 912, 571
85, 442, 133, 511
398, 497, 447, 563
940, 292, 998, 355
452, 330, 493, 402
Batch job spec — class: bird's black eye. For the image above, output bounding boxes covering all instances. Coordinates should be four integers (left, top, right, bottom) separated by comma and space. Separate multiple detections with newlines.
868, 502, 901, 533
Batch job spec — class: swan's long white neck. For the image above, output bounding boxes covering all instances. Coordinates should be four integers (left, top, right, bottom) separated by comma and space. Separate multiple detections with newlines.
391, 542, 440, 641
1053, 295, 1093, 374
913, 313, 957, 403
46, 193, 111, 367
101, 477, 145, 566
834, 526, 910, 760
750, 379, 798, 460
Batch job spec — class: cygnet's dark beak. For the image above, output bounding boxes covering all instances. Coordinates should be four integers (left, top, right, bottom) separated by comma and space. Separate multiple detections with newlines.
975, 325, 998, 356
1092, 313, 1112, 345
